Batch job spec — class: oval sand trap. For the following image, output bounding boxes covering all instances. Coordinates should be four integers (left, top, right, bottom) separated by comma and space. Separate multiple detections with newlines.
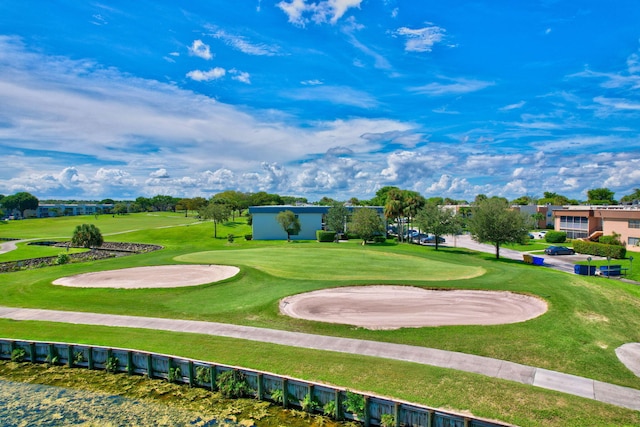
53, 265, 239, 289
280, 286, 547, 329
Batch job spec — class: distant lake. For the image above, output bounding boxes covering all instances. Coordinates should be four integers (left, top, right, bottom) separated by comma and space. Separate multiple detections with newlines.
0, 379, 240, 426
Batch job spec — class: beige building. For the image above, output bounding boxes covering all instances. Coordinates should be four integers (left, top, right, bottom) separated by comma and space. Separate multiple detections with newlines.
552, 206, 640, 253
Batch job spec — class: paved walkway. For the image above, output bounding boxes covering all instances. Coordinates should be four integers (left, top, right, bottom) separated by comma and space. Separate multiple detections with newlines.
1, 306, 639, 411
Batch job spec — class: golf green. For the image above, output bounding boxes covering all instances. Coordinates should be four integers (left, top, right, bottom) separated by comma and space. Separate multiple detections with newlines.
176, 247, 484, 281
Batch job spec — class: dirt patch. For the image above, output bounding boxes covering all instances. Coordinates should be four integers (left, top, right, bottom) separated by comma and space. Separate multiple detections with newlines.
280, 286, 548, 330
52, 265, 239, 289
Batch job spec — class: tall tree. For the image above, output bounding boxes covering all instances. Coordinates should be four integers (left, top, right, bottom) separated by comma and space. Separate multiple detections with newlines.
414, 204, 462, 250
200, 203, 231, 238
403, 191, 425, 237
349, 208, 385, 245
384, 189, 405, 242
467, 198, 530, 259
325, 203, 350, 241
71, 224, 104, 249
587, 188, 616, 205
1, 192, 39, 216
620, 188, 640, 204
276, 210, 301, 242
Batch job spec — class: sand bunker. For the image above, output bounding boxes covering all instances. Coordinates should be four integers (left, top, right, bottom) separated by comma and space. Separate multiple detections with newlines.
52, 265, 239, 289
280, 286, 548, 329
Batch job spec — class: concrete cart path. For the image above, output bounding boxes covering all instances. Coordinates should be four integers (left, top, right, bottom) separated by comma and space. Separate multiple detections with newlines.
1, 305, 639, 412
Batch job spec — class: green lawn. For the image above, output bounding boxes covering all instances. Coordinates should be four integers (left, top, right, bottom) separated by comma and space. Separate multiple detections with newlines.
1, 213, 640, 427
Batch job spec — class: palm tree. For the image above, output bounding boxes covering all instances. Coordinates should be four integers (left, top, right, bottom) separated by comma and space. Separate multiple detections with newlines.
384, 189, 405, 242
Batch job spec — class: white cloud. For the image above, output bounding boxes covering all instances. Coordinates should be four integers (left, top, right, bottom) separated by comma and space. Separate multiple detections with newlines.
186, 67, 226, 81
209, 28, 280, 56
396, 25, 446, 52
277, 0, 362, 26
500, 101, 526, 111
411, 77, 494, 96
230, 69, 251, 84
149, 168, 169, 178
188, 40, 213, 60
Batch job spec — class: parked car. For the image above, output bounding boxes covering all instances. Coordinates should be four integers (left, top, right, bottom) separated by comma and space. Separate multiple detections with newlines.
421, 235, 446, 244
544, 245, 575, 255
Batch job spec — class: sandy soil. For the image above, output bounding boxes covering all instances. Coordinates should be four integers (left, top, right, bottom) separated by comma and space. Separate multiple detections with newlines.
52, 265, 239, 289
280, 286, 548, 329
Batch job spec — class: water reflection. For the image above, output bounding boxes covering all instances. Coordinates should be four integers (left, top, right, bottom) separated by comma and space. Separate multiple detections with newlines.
0, 379, 239, 426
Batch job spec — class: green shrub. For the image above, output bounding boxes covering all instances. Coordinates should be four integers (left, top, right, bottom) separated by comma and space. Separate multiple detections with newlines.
105, 356, 119, 373
244, 234, 252, 241
572, 240, 626, 259
322, 400, 337, 418
55, 253, 70, 265
168, 366, 181, 383
373, 235, 386, 243
301, 392, 320, 413
545, 231, 567, 243
195, 366, 211, 384
216, 370, 250, 398
343, 391, 365, 419
227, 234, 235, 243
599, 232, 622, 246
270, 388, 284, 404
11, 348, 26, 362
316, 230, 336, 242
380, 413, 395, 427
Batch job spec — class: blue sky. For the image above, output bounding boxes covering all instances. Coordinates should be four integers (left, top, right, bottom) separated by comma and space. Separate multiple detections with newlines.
1, 1, 640, 202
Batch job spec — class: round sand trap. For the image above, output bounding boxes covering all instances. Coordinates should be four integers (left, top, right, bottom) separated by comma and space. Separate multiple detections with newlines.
280, 286, 548, 330
52, 265, 239, 289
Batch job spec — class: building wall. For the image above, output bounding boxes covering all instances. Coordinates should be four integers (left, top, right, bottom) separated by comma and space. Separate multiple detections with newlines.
251, 209, 323, 240
249, 205, 385, 241
553, 206, 640, 252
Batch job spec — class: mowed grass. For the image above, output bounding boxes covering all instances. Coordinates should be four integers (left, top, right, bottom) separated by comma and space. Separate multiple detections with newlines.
176, 247, 484, 280
1, 212, 640, 426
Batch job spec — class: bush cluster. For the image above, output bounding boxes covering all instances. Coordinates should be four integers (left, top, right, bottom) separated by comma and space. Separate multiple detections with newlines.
316, 230, 336, 242
572, 240, 627, 259
544, 231, 567, 243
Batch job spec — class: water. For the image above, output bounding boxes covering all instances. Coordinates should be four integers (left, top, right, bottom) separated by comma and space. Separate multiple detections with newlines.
0, 379, 240, 426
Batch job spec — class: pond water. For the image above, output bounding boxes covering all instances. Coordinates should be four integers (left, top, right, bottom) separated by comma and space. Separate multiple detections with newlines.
0, 379, 240, 426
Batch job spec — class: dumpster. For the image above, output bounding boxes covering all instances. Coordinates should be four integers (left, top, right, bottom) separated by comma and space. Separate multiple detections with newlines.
574, 265, 596, 275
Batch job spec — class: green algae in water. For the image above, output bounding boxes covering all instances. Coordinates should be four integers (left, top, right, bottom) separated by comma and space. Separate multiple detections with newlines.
0, 378, 231, 426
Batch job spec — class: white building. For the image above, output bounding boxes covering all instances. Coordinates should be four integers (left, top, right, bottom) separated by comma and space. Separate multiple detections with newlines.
248, 205, 384, 241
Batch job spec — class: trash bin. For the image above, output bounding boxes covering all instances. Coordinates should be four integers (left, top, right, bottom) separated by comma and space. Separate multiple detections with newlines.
574, 265, 596, 275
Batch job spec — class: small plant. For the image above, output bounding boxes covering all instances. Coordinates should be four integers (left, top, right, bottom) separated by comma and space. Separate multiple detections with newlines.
380, 413, 395, 427
343, 391, 365, 419
301, 392, 319, 413
11, 348, 26, 362
55, 253, 70, 265
216, 370, 250, 398
168, 366, 182, 383
227, 233, 235, 243
244, 234, 253, 241
322, 400, 337, 418
105, 356, 119, 373
73, 351, 85, 364
270, 388, 284, 404
195, 366, 211, 384
45, 348, 59, 365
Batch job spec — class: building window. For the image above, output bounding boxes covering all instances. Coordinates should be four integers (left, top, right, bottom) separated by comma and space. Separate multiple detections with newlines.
559, 215, 588, 239
629, 237, 640, 246
630, 220, 640, 229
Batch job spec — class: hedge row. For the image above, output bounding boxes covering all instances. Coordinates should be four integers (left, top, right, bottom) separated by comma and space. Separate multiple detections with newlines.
572, 240, 627, 259
316, 230, 336, 242
544, 231, 567, 243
